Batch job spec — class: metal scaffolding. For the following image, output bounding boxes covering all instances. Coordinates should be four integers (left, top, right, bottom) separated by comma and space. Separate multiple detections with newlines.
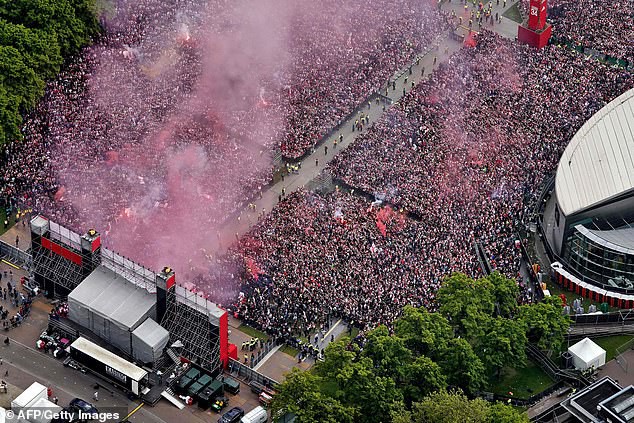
101, 248, 156, 293
30, 218, 100, 297
31, 245, 85, 292
160, 285, 222, 376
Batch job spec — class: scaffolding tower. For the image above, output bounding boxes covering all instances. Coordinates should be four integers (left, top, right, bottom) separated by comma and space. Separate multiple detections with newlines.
30, 216, 101, 298
157, 268, 227, 377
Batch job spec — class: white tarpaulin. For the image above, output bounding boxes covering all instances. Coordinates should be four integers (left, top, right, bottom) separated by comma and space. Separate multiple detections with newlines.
568, 337, 606, 370
131, 318, 169, 364
68, 266, 156, 356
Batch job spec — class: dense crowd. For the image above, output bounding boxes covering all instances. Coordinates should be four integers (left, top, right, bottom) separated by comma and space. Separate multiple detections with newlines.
226, 31, 633, 337
227, 189, 466, 338
2, 0, 633, 340
547, 0, 634, 61
0, 0, 451, 239
519, 0, 634, 61
329, 31, 632, 275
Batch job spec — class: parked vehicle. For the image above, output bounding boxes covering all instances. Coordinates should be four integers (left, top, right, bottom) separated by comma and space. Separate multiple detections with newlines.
219, 406, 245, 423
240, 406, 268, 423
69, 397, 99, 415
21, 277, 40, 296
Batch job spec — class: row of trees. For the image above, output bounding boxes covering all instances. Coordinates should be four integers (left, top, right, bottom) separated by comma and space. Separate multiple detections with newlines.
0, 0, 100, 144
271, 272, 571, 423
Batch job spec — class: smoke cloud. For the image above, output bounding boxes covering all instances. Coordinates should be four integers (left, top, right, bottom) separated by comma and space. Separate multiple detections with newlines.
43, 0, 444, 301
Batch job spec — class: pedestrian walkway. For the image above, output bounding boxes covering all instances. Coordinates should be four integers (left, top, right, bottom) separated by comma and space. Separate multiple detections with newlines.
442, 0, 522, 41
252, 345, 281, 371
0, 222, 30, 253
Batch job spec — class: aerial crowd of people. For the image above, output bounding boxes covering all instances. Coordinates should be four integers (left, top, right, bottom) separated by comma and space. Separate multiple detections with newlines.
0, 0, 633, 340
0, 0, 450, 236
522, 0, 634, 62
228, 30, 633, 338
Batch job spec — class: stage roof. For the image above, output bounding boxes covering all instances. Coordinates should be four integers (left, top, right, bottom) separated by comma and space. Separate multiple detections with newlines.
555, 88, 634, 216
69, 265, 155, 330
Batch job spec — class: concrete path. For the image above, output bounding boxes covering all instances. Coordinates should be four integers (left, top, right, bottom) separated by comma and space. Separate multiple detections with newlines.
442, 0, 522, 41
0, 218, 31, 253
252, 345, 281, 371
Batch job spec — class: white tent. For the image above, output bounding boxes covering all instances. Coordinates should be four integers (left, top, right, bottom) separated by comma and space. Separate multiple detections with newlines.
568, 337, 606, 370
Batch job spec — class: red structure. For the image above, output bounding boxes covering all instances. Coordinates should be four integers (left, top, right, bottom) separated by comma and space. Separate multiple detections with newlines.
219, 311, 229, 368
518, 0, 552, 49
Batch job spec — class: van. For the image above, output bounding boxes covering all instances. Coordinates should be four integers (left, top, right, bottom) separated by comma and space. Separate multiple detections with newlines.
240, 406, 268, 423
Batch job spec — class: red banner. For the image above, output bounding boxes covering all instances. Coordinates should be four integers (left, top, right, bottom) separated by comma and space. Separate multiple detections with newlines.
528, 0, 548, 30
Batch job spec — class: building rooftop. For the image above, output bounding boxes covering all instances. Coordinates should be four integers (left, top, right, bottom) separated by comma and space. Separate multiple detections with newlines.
555, 88, 634, 216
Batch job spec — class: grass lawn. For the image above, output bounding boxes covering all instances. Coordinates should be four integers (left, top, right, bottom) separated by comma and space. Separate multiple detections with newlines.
594, 335, 634, 362
491, 360, 554, 399
502, 3, 523, 23
279, 344, 299, 358
238, 324, 269, 341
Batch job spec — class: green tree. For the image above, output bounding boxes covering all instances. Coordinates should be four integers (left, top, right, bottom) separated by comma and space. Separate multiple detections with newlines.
486, 272, 521, 317
476, 317, 527, 378
0, 84, 21, 143
270, 368, 356, 423
519, 296, 570, 352
315, 338, 357, 380
0, 45, 44, 110
394, 305, 453, 359
487, 402, 531, 423
411, 390, 490, 423
0, 0, 98, 56
436, 273, 495, 340
0, 20, 63, 79
362, 325, 412, 380
402, 355, 447, 405
336, 357, 403, 423
411, 390, 529, 423
439, 338, 487, 394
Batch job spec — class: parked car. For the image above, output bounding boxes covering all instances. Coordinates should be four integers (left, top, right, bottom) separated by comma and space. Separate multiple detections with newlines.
219, 406, 245, 423
69, 397, 99, 415
240, 406, 268, 423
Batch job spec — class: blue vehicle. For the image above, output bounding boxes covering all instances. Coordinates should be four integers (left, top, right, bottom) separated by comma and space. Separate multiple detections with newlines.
219, 406, 244, 423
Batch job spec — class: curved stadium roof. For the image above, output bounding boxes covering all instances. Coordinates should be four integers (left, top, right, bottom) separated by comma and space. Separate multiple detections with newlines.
555, 88, 634, 216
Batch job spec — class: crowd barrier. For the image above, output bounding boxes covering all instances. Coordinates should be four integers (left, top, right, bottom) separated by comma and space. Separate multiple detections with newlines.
549, 36, 632, 70
0, 240, 31, 271
228, 358, 278, 389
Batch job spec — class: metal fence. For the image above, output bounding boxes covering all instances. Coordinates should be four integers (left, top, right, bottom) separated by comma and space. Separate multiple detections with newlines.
47, 316, 80, 341
477, 380, 566, 407
569, 310, 634, 326
227, 358, 278, 389
0, 240, 31, 271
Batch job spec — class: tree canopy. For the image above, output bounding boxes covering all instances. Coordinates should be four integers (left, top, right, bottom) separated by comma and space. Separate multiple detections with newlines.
272, 272, 565, 422
0, 0, 99, 145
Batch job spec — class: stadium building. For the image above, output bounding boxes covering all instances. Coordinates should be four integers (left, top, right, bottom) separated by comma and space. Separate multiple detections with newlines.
542, 88, 634, 303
